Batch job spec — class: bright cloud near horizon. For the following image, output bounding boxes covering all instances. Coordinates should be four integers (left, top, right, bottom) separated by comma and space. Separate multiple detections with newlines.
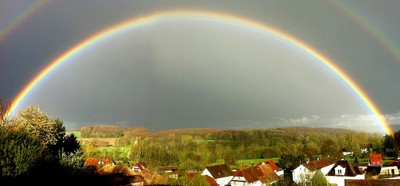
1, 0, 400, 133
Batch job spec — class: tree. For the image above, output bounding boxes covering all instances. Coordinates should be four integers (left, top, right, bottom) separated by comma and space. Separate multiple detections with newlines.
0, 127, 44, 176
8, 106, 61, 147
340, 131, 359, 154
321, 139, 339, 158
383, 134, 398, 157
279, 154, 305, 170
310, 170, 328, 186
0, 99, 11, 122
62, 133, 81, 155
1, 106, 83, 176
393, 130, 400, 149
354, 155, 359, 164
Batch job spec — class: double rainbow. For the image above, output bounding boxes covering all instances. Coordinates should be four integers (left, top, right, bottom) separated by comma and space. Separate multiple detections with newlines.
6, 10, 392, 134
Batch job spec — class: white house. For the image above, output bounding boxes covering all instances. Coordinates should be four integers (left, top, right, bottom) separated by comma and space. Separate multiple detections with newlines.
292, 159, 335, 184
326, 160, 364, 186
380, 166, 400, 177
202, 164, 234, 186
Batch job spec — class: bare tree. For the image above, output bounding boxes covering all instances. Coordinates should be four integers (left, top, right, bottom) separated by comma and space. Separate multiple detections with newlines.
0, 99, 11, 123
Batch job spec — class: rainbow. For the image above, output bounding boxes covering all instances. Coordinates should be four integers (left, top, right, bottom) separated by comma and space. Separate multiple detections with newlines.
329, 1, 400, 64
5, 10, 392, 134
0, 0, 50, 43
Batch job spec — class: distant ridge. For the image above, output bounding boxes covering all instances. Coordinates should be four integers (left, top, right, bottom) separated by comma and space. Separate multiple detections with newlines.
76, 125, 380, 138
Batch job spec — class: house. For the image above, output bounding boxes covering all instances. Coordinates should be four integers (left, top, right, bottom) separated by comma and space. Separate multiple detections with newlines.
141, 171, 169, 185
262, 160, 284, 177
378, 166, 399, 178
159, 166, 179, 179
325, 160, 364, 186
84, 158, 115, 170
388, 159, 400, 169
201, 164, 234, 186
230, 164, 280, 186
365, 165, 400, 179
341, 149, 353, 156
131, 162, 147, 172
365, 153, 400, 179
258, 164, 281, 183
292, 159, 335, 184
369, 153, 383, 165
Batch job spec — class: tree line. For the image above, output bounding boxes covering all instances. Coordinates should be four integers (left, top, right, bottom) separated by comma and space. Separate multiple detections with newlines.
81, 123, 399, 172
0, 101, 120, 185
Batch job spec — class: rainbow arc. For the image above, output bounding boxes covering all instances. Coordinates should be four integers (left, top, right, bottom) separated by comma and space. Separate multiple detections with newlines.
5, 10, 392, 134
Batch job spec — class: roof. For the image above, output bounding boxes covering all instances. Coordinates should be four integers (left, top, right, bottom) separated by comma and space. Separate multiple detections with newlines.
159, 166, 179, 171
258, 164, 280, 182
84, 158, 114, 170
232, 170, 242, 176
205, 164, 234, 179
134, 162, 147, 172
238, 164, 280, 184
388, 160, 400, 169
302, 159, 334, 171
241, 166, 265, 183
186, 172, 198, 180
265, 160, 280, 171
205, 175, 219, 186
345, 179, 400, 185
369, 154, 383, 165
326, 160, 360, 176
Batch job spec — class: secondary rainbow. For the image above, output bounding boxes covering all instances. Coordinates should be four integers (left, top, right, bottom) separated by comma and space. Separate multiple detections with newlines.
6, 10, 392, 134
329, 1, 400, 64
0, 0, 50, 43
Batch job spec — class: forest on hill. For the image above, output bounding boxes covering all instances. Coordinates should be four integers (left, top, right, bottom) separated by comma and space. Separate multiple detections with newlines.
2, 103, 400, 185
78, 124, 395, 171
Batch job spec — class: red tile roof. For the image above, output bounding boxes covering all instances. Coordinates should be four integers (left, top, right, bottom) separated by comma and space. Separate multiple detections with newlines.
369, 154, 383, 165
241, 166, 265, 183
205, 175, 219, 186
266, 160, 280, 171
303, 159, 334, 171
258, 164, 280, 182
238, 164, 280, 184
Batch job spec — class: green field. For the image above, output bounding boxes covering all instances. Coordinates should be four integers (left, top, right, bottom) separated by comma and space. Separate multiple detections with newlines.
67, 131, 81, 138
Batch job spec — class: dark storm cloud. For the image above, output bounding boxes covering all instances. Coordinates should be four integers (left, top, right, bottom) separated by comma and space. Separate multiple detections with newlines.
1, 0, 400, 132
21, 20, 366, 131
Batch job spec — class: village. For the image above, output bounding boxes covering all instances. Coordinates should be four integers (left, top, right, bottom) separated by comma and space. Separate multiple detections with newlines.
84, 153, 400, 186
3, 107, 400, 186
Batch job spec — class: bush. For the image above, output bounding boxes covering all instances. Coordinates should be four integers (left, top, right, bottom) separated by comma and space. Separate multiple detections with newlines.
0, 128, 44, 176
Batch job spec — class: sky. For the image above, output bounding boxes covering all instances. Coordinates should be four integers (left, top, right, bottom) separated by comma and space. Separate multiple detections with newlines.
1, 0, 400, 133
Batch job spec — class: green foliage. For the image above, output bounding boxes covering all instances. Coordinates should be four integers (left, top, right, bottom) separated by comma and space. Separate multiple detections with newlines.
8, 106, 64, 147
354, 155, 359, 164
59, 150, 84, 170
80, 125, 128, 138
382, 134, 398, 157
0, 106, 83, 177
80, 126, 386, 171
0, 127, 44, 176
321, 139, 339, 158
172, 173, 208, 186
62, 133, 81, 155
310, 170, 328, 186
279, 154, 305, 170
